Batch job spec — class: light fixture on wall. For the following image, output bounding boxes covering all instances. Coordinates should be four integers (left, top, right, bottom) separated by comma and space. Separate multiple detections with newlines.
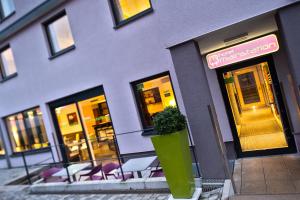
224, 33, 249, 46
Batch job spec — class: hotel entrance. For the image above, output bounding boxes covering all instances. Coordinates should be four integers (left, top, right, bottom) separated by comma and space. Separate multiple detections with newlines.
217, 55, 296, 157
49, 86, 118, 165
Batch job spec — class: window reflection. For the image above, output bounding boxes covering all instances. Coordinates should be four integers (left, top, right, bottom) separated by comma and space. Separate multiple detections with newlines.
46, 14, 74, 54
0, 0, 15, 18
0, 139, 4, 155
0, 46, 17, 78
55, 95, 117, 165
78, 95, 117, 165
134, 74, 177, 128
112, 0, 151, 22
5, 107, 49, 153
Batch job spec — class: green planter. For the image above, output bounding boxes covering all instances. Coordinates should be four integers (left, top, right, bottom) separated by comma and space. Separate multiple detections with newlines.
151, 129, 195, 199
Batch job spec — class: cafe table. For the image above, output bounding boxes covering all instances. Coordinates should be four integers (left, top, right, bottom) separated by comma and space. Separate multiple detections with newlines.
117, 156, 157, 178
52, 163, 91, 182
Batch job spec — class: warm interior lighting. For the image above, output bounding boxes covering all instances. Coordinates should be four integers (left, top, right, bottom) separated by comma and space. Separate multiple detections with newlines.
115, 0, 151, 20
136, 75, 177, 127
223, 62, 288, 152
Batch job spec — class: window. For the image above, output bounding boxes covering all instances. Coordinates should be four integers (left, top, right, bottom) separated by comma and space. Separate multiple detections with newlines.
110, 0, 152, 26
0, 46, 17, 81
133, 73, 177, 128
5, 107, 49, 153
0, 138, 4, 155
44, 11, 75, 56
0, 0, 15, 19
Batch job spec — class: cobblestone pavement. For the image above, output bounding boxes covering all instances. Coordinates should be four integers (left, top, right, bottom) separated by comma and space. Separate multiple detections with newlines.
0, 167, 42, 186
0, 186, 169, 200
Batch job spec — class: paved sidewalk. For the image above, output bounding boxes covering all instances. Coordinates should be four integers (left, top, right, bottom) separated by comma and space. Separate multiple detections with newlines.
0, 167, 42, 185
0, 186, 169, 200
233, 154, 300, 195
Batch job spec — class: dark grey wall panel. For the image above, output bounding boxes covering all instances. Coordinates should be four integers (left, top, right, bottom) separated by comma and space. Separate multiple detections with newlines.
277, 3, 300, 92
169, 41, 229, 179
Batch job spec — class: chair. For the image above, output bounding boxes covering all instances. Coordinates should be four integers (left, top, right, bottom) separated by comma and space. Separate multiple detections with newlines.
79, 164, 103, 181
149, 162, 164, 178
102, 162, 133, 180
40, 167, 67, 183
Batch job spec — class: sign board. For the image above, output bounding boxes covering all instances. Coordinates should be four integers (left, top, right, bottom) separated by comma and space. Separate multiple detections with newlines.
206, 34, 279, 69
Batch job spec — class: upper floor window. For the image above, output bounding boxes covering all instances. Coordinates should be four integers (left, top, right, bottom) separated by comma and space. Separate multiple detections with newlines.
132, 73, 177, 128
0, 46, 17, 81
0, 138, 5, 155
0, 0, 15, 19
5, 107, 49, 153
44, 11, 75, 56
110, 0, 152, 27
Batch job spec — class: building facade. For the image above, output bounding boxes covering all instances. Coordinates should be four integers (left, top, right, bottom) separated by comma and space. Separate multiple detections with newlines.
0, 0, 300, 179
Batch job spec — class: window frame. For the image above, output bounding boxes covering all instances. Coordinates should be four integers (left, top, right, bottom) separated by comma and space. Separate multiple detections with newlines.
0, 0, 15, 22
0, 45, 17, 82
3, 106, 50, 155
109, 0, 153, 28
43, 10, 75, 59
131, 71, 178, 129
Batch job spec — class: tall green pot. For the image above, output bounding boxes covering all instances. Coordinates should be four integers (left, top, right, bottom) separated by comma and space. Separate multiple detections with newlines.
151, 129, 195, 198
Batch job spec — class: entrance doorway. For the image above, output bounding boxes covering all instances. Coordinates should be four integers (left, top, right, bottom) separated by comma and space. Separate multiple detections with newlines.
49, 86, 118, 165
217, 55, 296, 157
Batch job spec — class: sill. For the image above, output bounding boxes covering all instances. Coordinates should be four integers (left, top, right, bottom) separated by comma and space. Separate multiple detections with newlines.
0, 11, 16, 23
48, 45, 76, 60
141, 127, 157, 136
0, 155, 6, 159
114, 8, 153, 29
0, 73, 18, 83
10, 147, 51, 157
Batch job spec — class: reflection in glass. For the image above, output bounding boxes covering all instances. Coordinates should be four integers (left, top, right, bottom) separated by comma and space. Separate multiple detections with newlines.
78, 95, 117, 165
1, 47, 17, 77
0, 0, 15, 18
0, 138, 4, 155
55, 104, 89, 162
47, 15, 74, 53
134, 74, 177, 128
113, 0, 151, 22
5, 107, 49, 153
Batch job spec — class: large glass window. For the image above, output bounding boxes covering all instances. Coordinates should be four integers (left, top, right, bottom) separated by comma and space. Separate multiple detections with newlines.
53, 93, 117, 165
133, 73, 177, 128
0, 46, 17, 80
5, 107, 49, 153
111, 0, 152, 25
0, 0, 15, 19
0, 138, 5, 155
44, 11, 75, 55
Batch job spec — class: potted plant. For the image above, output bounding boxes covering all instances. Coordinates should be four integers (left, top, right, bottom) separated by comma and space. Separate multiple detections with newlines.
151, 107, 195, 199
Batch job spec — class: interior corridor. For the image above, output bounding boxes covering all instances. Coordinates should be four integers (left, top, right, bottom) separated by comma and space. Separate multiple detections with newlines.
238, 107, 287, 151
222, 61, 288, 152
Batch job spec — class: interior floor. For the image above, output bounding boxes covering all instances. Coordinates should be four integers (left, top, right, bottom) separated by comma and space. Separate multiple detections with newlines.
239, 107, 288, 151
223, 61, 289, 153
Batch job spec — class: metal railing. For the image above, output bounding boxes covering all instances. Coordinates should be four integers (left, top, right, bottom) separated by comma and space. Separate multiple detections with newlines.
18, 129, 201, 185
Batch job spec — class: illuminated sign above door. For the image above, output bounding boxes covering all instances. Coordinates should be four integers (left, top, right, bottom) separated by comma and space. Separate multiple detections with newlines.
206, 34, 279, 69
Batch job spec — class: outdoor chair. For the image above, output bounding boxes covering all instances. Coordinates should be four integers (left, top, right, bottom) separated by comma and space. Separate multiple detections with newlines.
149, 162, 164, 178
103, 162, 133, 180
79, 164, 103, 181
40, 167, 67, 183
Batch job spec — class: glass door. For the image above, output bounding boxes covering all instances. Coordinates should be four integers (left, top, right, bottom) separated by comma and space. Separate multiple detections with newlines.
217, 56, 296, 157
78, 95, 117, 166
54, 103, 90, 162
50, 87, 118, 165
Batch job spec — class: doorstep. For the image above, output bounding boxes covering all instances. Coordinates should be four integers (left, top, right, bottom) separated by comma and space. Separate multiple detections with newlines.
30, 177, 202, 194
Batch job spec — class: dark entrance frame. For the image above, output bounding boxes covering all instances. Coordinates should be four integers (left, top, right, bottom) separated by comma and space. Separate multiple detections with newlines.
216, 54, 297, 158
48, 86, 119, 164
